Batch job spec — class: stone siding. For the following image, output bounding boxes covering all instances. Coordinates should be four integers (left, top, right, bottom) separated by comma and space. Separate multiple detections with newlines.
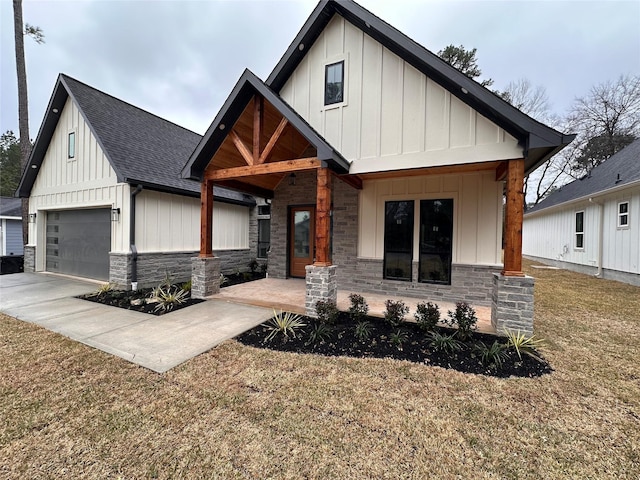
192, 256, 221, 299
491, 274, 535, 335
305, 264, 338, 317
23, 245, 36, 273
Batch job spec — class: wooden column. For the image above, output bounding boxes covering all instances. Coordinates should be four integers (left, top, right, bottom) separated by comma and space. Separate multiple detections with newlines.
200, 179, 214, 257
502, 159, 525, 276
314, 167, 332, 266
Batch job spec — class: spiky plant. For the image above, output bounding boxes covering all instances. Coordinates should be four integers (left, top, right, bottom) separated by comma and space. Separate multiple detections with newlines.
263, 310, 306, 343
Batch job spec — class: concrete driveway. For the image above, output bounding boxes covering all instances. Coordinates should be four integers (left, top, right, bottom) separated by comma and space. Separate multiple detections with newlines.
0, 273, 273, 373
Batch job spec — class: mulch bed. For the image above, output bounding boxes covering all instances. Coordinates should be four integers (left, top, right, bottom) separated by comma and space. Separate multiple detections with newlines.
236, 312, 553, 378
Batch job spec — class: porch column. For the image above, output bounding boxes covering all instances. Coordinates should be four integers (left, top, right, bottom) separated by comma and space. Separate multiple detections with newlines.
305, 167, 337, 317
502, 158, 525, 276
492, 158, 534, 335
192, 178, 220, 298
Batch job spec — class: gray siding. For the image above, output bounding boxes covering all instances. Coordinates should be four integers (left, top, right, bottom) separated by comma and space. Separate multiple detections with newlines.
5, 220, 24, 256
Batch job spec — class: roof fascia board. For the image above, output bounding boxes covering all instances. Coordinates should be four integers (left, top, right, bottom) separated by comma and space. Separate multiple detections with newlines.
0, 216, 22, 220
124, 178, 256, 206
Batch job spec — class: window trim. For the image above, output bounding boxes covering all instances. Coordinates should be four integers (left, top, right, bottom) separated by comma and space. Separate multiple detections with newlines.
67, 131, 76, 160
617, 201, 629, 229
418, 198, 454, 285
322, 55, 348, 110
575, 210, 585, 250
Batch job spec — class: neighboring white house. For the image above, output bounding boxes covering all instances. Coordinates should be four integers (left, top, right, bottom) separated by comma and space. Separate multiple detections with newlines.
181, 0, 574, 334
17, 75, 262, 287
523, 139, 640, 286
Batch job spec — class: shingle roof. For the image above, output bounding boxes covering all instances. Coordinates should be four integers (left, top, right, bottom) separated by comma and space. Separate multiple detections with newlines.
267, 0, 574, 174
526, 138, 640, 214
0, 197, 22, 217
17, 75, 254, 206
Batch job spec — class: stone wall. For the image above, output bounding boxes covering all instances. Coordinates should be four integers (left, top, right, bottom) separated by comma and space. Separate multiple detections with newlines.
305, 264, 338, 317
23, 245, 36, 273
491, 274, 535, 335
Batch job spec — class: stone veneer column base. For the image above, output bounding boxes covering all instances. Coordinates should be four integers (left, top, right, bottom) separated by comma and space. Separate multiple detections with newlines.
192, 256, 221, 299
305, 264, 337, 317
491, 273, 535, 336
23, 246, 36, 272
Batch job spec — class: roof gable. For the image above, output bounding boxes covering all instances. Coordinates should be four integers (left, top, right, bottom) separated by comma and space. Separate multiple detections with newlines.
526, 138, 640, 214
17, 75, 254, 206
267, 0, 574, 173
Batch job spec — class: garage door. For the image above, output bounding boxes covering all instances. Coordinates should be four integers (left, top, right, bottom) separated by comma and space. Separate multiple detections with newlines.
46, 209, 111, 280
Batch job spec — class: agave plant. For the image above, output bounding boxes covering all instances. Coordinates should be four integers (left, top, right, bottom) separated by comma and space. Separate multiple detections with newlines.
505, 330, 545, 362
151, 286, 189, 313
263, 310, 306, 342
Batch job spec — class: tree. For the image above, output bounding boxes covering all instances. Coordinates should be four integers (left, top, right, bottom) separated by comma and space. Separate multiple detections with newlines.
499, 78, 552, 123
566, 74, 640, 177
12, 0, 44, 243
437, 44, 493, 87
0, 131, 22, 197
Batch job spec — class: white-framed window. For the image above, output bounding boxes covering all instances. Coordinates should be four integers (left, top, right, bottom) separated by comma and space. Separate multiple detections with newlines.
575, 211, 585, 249
617, 201, 629, 228
68, 131, 76, 159
323, 55, 348, 109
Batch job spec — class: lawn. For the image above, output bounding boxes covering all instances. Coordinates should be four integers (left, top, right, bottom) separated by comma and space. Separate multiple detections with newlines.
1, 260, 639, 479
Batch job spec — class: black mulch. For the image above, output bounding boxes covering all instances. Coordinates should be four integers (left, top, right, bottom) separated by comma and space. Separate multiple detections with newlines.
236, 312, 553, 378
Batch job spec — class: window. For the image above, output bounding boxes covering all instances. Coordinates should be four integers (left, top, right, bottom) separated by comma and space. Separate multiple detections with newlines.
575, 211, 584, 249
68, 132, 76, 159
419, 199, 453, 285
258, 204, 271, 216
324, 61, 344, 105
257, 218, 270, 259
618, 202, 629, 228
383, 201, 414, 281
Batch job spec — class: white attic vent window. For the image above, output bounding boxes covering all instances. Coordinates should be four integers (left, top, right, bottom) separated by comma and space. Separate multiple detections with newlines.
68, 131, 76, 159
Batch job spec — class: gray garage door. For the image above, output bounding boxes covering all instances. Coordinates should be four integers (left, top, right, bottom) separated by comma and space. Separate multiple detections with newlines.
46, 209, 111, 280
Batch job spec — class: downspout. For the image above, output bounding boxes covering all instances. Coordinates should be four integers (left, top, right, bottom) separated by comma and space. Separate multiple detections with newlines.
589, 197, 604, 278
130, 185, 143, 290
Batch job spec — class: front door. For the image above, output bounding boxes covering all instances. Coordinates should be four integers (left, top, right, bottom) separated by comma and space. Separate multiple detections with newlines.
289, 206, 315, 277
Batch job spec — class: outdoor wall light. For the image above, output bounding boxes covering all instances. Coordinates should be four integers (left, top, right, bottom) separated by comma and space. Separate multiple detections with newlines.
289, 173, 297, 186
111, 207, 121, 222
28, 213, 36, 223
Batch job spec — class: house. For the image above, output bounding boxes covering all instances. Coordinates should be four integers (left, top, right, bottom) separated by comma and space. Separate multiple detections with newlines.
524, 139, 640, 286
182, 0, 574, 334
0, 197, 24, 274
16, 74, 264, 288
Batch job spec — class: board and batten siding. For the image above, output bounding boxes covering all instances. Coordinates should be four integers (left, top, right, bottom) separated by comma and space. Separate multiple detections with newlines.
523, 187, 640, 275
136, 190, 250, 252
279, 16, 522, 174
359, 171, 503, 266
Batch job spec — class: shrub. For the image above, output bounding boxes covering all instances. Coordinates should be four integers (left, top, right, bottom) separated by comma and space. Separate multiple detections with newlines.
428, 331, 463, 354
384, 300, 409, 328
219, 274, 229, 287
260, 262, 268, 274
354, 320, 372, 342
315, 299, 339, 325
505, 330, 545, 362
447, 302, 478, 341
390, 329, 409, 350
263, 310, 306, 343
348, 293, 369, 322
95, 282, 115, 296
181, 280, 192, 292
151, 286, 189, 313
306, 322, 332, 346
242, 272, 253, 281
474, 341, 509, 370
415, 301, 440, 332
248, 259, 259, 274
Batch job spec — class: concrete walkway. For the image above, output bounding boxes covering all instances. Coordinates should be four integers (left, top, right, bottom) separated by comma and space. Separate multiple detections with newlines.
0, 273, 272, 373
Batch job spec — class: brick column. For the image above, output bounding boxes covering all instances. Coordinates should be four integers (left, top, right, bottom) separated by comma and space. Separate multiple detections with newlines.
305, 264, 337, 317
23, 245, 35, 272
191, 256, 220, 299
491, 273, 535, 335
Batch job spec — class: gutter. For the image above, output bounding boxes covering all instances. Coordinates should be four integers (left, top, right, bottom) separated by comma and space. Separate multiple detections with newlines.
588, 197, 604, 278
130, 184, 143, 290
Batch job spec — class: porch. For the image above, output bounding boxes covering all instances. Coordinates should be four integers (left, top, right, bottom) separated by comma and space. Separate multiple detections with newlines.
213, 277, 495, 334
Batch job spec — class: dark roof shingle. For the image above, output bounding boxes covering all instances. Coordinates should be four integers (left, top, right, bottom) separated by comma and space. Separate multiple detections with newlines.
0, 197, 22, 217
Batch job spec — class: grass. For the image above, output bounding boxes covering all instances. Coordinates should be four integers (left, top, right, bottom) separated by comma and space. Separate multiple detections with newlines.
1, 258, 639, 478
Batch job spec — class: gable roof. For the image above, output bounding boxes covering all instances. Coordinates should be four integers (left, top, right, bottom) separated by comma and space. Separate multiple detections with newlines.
0, 197, 22, 218
526, 138, 640, 215
182, 69, 350, 181
266, 0, 574, 174
17, 74, 254, 206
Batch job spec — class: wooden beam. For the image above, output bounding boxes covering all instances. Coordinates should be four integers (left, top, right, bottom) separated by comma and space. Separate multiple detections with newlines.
337, 173, 363, 190
359, 160, 502, 180
314, 167, 332, 266
253, 96, 263, 164
200, 179, 213, 257
206, 157, 321, 180
495, 161, 508, 181
502, 159, 525, 276
216, 180, 275, 199
258, 117, 289, 165
230, 129, 254, 166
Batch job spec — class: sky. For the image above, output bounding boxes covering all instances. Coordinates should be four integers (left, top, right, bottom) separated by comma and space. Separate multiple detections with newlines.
1, 0, 639, 139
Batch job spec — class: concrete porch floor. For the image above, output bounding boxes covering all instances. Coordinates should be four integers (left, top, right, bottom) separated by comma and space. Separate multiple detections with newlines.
213, 277, 495, 334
